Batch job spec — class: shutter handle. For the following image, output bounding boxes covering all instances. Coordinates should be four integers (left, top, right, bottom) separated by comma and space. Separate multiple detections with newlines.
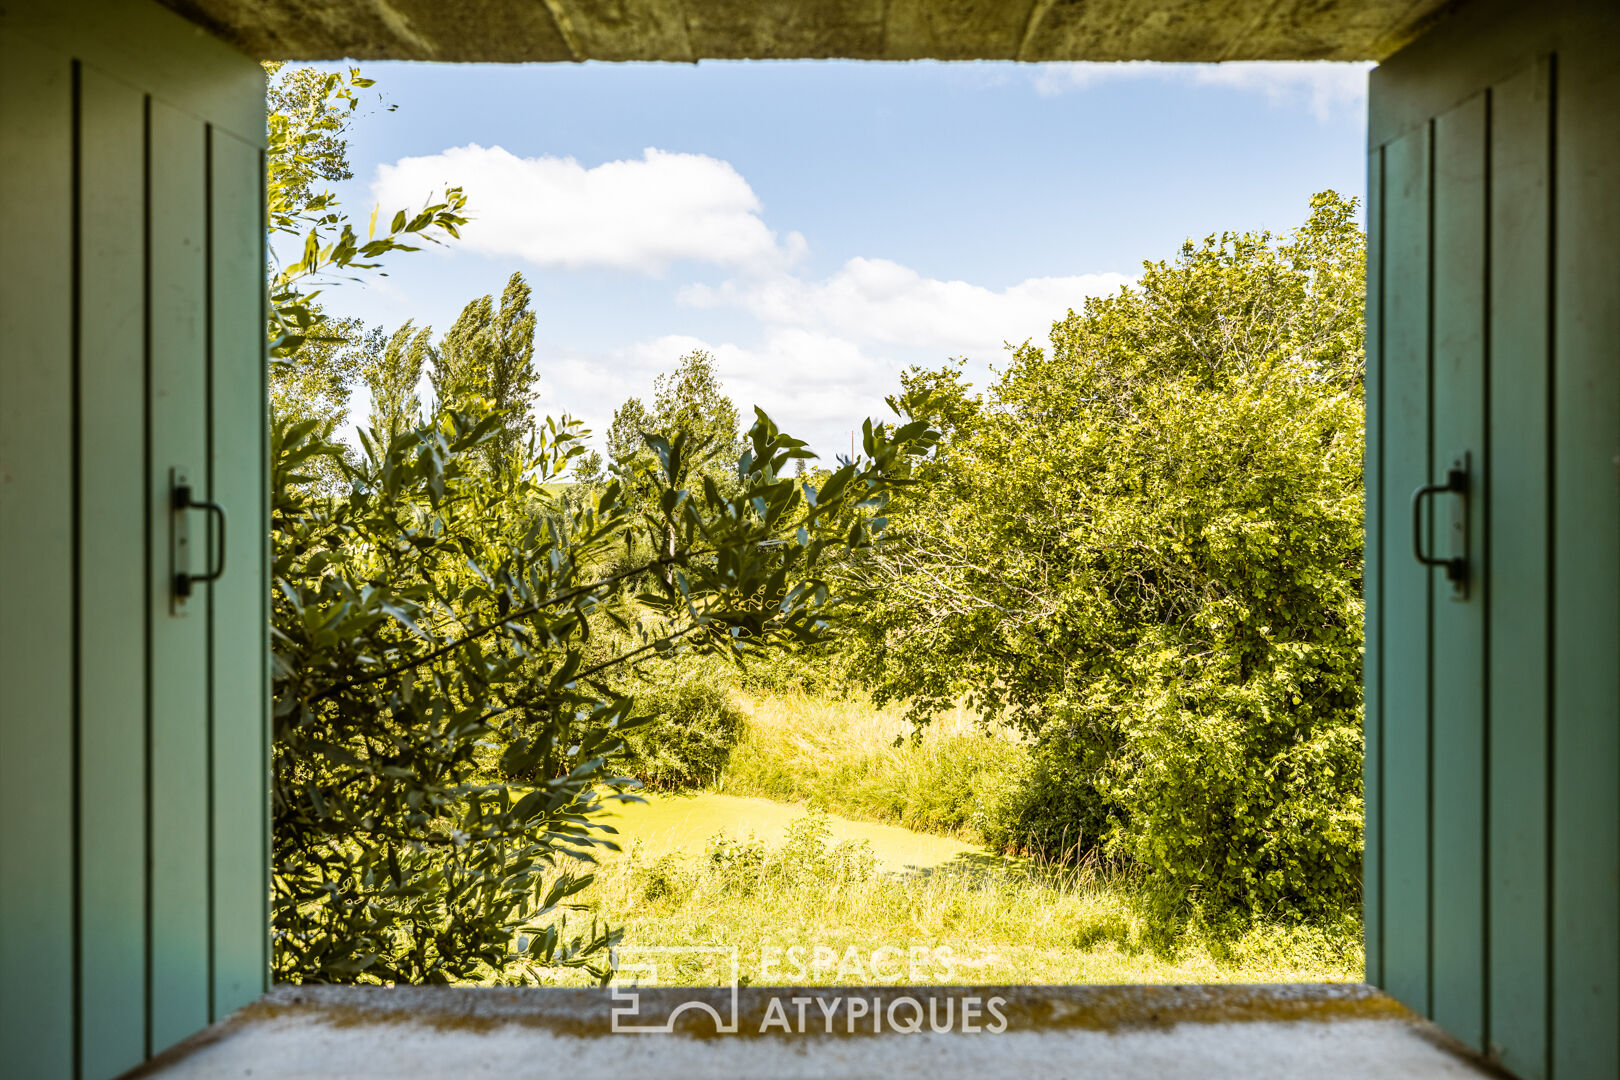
1411, 452, 1469, 600
171, 468, 226, 608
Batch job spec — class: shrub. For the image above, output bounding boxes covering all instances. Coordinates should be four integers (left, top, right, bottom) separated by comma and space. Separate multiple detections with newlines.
845, 193, 1366, 917
623, 660, 746, 789
638, 853, 697, 904
269, 403, 938, 983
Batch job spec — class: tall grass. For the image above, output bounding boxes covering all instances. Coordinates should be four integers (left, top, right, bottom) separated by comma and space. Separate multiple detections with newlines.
502, 691, 1365, 988
720, 692, 1028, 841
535, 811, 1363, 987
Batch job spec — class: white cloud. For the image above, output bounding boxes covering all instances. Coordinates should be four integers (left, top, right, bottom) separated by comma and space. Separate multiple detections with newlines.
563, 257, 1128, 459
371, 144, 805, 274
560, 254, 1131, 459
542, 329, 899, 465
369, 146, 1131, 459
1031, 61, 1373, 122
680, 258, 1129, 359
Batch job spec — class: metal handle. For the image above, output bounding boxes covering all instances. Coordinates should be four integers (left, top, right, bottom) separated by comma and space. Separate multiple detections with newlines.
1411, 452, 1469, 599
172, 472, 226, 603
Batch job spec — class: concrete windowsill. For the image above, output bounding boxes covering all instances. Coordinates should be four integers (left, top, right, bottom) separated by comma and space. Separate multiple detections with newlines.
128, 982, 1504, 1079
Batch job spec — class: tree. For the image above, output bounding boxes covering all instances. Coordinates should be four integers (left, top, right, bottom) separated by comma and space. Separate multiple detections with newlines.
602, 350, 741, 475
271, 401, 938, 982
847, 193, 1366, 918
648, 349, 740, 461
364, 320, 434, 444
269, 313, 368, 429
595, 349, 748, 580
263, 62, 357, 208
604, 395, 653, 470
265, 64, 465, 364
433, 273, 540, 478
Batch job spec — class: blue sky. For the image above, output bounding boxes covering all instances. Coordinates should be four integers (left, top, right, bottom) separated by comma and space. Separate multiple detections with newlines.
298, 59, 1371, 460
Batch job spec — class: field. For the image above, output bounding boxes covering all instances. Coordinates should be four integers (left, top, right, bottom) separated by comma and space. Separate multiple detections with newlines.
538, 693, 1364, 988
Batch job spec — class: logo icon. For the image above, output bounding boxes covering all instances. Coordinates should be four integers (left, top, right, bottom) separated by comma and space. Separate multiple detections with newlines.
609, 945, 740, 1034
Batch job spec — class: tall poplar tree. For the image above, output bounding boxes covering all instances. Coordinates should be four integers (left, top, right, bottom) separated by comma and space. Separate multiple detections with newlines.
434, 272, 539, 477
363, 320, 433, 445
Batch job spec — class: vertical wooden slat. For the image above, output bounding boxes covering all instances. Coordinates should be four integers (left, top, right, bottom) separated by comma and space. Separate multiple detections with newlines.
1379, 122, 1434, 1017
1551, 28, 1620, 1080
1429, 91, 1488, 1054
147, 97, 211, 1055
1363, 142, 1385, 991
78, 63, 150, 1079
1485, 56, 1551, 1080
4, 4, 270, 1071
209, 126, 268, 1017
0, 29, 76, 1079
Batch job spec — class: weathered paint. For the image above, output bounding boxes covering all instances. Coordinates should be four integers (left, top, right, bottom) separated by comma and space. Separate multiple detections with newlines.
0, 1, 267, 1075
1365, 1, 1620, 1077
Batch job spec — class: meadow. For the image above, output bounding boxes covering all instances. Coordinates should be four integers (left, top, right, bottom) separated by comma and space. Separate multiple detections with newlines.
540, 692, 1364, 988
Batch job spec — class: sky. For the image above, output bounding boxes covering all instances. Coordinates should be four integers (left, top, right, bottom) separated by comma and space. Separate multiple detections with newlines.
293, 59, 1371, 462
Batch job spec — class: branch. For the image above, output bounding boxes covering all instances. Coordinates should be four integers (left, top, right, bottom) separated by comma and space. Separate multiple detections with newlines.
310, 552, 686, 701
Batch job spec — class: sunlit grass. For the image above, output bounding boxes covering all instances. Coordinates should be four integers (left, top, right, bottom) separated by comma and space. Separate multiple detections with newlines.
532, 813, 1362, 987
719, 691, 1028, 841
510, 692, 1363, 988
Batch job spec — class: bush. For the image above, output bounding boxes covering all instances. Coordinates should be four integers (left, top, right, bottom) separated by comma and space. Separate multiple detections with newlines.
845, 193, 1366, 918
269, 402, 938, 983
969, 739, 1111, 863
623, 660, 747, 789
638, 853, 697, 904
733, 642, 850, 698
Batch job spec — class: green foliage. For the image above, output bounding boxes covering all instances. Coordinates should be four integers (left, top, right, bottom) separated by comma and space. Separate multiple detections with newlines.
263, 62, 358, 207
270, 397, 938, 983
638, 853, 698, 904
597, 349, 743, 488
648, 349, 742, 463
774, 811, 877, 887
364, 320, 434, 445
265, 64, 466, 363
433, 272, 540, 478
268, 313, 369, 465
621, 659, 747, 790
846, 193, 1366, 918
695, 813, 875, 897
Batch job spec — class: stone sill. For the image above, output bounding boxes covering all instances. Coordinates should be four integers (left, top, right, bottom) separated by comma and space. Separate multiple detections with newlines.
129, 983, 1503, 1079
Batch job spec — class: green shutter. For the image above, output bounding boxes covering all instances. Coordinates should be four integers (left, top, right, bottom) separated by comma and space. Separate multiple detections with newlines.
0, 25, 77, 1080
1484, 55, 1553, 1080
77, 63, 153, 1079
1367, 1, 1620, 1077
0, 1, 267, 1075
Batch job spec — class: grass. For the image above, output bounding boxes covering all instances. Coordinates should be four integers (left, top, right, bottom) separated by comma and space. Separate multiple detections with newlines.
540, 809, 1363, 987
601, 791, 985, 873
515, 691, 1363, 987
719, 691, 1029, 841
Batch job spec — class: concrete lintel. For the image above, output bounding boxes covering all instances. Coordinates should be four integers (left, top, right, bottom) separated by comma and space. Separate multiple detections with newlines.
157, 0, 1460, 63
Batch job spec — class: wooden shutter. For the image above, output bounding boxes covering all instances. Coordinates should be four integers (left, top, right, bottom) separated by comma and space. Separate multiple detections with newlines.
0, 1, 267, 1075
1365, 0, 1620, 1076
